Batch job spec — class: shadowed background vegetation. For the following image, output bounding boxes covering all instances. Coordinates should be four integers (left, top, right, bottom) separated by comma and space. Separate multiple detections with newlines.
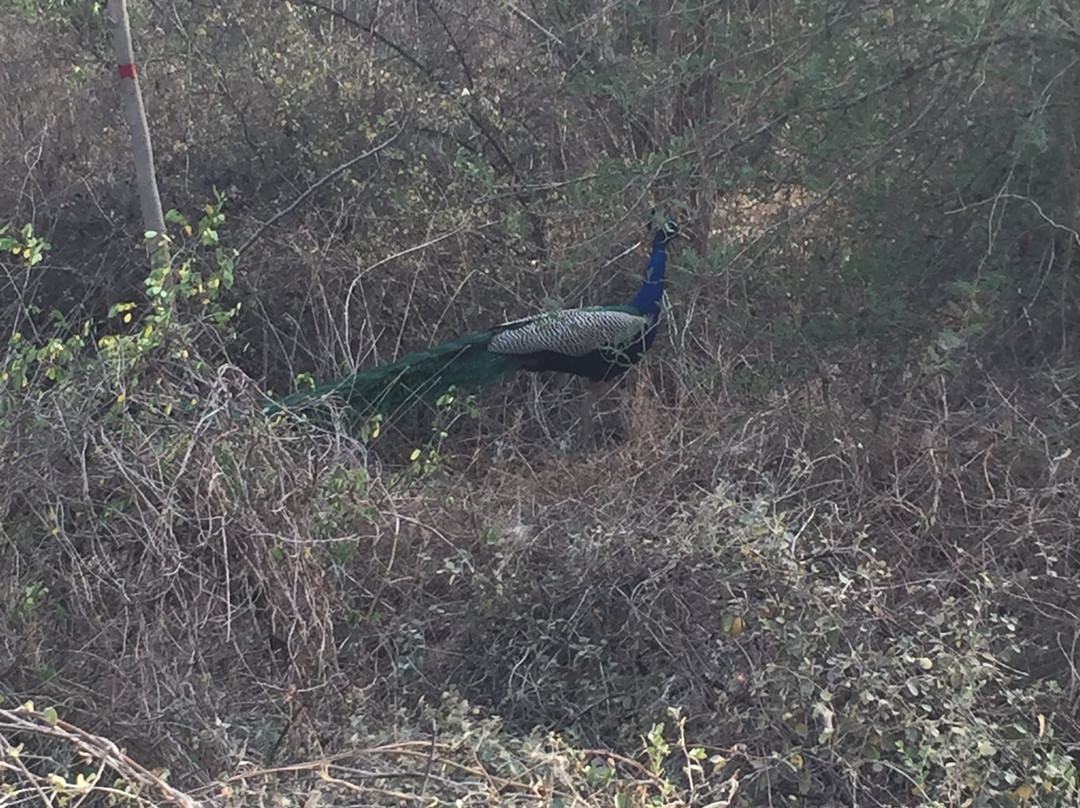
2, 0, 1080, 805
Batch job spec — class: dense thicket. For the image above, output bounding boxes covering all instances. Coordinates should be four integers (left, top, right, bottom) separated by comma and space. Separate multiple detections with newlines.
2, 1, 1079, 806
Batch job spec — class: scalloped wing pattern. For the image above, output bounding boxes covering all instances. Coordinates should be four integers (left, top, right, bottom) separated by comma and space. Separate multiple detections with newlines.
487, 309, 650, 358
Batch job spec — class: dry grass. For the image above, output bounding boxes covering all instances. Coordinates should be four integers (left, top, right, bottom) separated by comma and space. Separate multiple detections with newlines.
5, 326, 1078, 806
3, 184, 1077, 803
2, 3, 1079, 805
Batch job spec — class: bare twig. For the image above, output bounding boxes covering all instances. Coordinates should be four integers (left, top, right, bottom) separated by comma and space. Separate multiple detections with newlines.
0, 705, 201, 808
235, 121, 407, 260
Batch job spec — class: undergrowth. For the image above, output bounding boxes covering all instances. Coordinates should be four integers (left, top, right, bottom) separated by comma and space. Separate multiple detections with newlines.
2, 0, 1080, 803
2, 214, 1079, 808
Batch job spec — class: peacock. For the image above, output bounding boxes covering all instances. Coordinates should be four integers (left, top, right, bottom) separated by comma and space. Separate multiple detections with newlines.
268, 218, 678, 419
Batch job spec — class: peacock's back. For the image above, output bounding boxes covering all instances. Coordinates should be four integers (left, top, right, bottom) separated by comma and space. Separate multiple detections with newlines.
488, 307, 649, 358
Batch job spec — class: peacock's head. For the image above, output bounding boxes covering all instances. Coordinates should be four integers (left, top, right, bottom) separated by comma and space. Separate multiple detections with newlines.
646, 207, 681, 245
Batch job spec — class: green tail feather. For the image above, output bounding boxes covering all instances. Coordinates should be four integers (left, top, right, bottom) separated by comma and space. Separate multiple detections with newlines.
267, 330, 523, 418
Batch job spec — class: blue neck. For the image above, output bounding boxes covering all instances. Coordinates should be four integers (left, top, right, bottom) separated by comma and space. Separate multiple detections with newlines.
629, 229, 669, 319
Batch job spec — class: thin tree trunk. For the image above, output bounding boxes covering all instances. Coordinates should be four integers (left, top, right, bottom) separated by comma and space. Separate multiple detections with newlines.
106, 0, 170, 277
652, 0, 674, 152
